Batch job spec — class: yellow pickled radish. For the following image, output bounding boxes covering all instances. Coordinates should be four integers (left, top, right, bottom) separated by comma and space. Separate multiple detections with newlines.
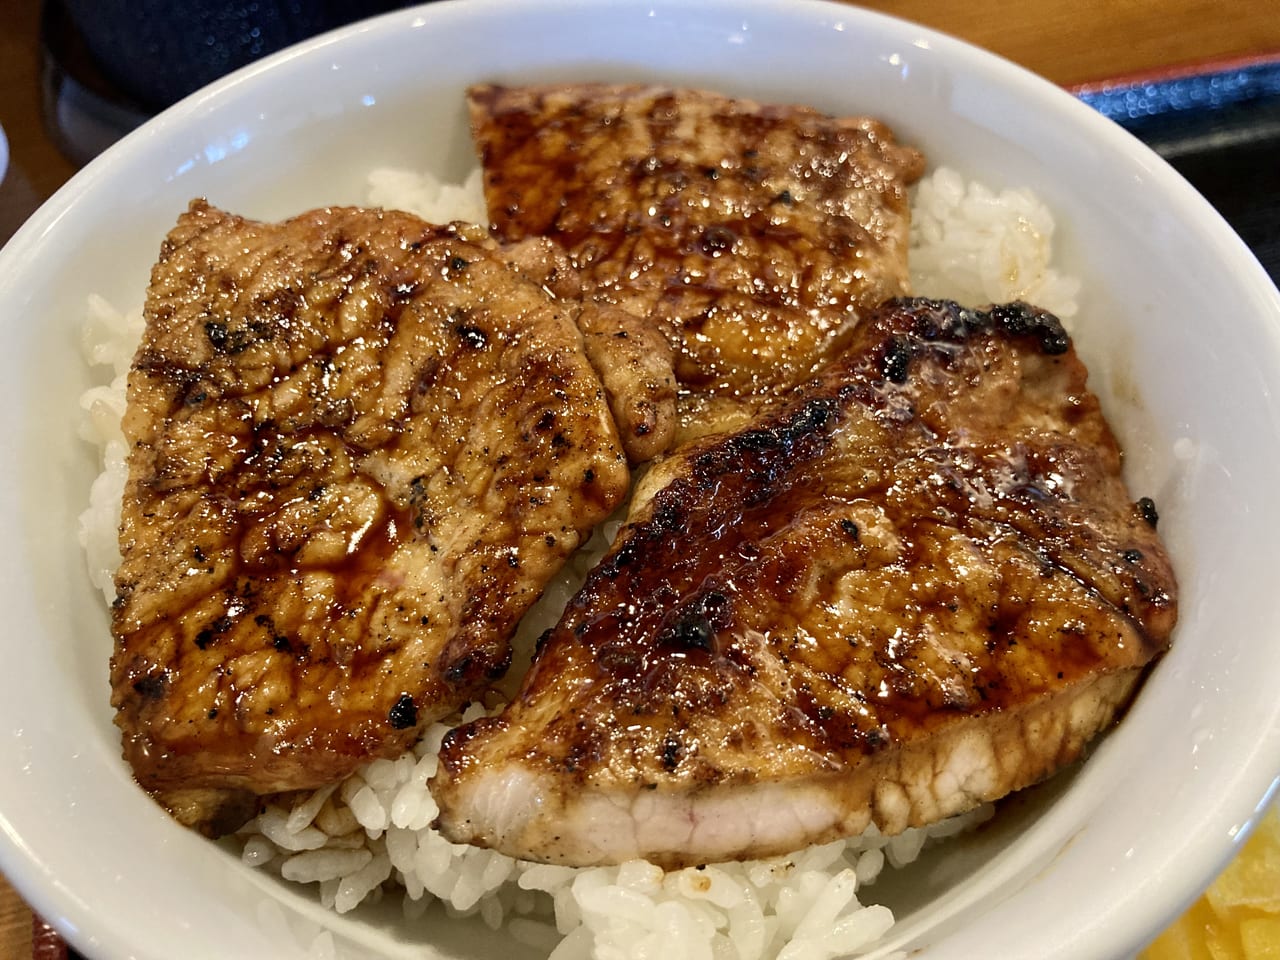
1143, 898, 1220, 960
1205, 922, 1246, 960
1241, 918, 1280, 960
1141, 806, 1280, 960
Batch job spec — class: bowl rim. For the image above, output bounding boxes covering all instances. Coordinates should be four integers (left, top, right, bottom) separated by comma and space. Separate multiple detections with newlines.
1, 1, 1279, 958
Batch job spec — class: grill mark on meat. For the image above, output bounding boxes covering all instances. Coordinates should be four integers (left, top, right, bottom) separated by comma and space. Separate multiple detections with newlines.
430, 298, 1178, 868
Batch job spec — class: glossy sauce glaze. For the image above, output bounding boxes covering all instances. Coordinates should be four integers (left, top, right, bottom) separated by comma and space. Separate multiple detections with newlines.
468, 83, 926, 441
432, 298, 1177, 867
111, 201, 629, 832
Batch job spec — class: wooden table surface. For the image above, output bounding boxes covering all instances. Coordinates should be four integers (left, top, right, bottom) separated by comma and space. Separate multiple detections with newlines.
1, 0, 1277, 956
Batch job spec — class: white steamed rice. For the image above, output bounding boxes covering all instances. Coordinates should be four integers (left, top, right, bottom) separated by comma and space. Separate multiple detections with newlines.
77, 163, 1076, 960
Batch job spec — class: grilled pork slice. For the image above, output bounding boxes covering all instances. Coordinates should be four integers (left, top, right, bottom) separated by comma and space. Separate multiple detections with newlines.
112, 200, 629, 833
431, 298, 1177, 869
468, 82, 926, 443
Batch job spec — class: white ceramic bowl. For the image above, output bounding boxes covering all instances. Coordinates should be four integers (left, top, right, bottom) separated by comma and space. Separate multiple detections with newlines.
2, 1, 1278, 958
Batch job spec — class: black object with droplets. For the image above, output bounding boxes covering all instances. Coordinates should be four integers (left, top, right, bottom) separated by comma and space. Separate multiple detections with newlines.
60, 0, 416, 112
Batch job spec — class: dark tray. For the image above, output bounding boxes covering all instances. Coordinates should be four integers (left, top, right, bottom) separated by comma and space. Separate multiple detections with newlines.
1075, 55, 1280, 283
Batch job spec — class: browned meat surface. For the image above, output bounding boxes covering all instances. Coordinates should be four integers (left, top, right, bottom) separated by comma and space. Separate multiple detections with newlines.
111, 200, 630, 832
468, 82, 926, 444
431, 298, 1177, 869
503, 236, 677, 462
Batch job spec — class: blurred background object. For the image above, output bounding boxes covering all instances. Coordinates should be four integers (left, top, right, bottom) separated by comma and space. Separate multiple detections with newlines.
43, 0, 419, 162
1077, 56, 1280, 282
60, 0, 413, 110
